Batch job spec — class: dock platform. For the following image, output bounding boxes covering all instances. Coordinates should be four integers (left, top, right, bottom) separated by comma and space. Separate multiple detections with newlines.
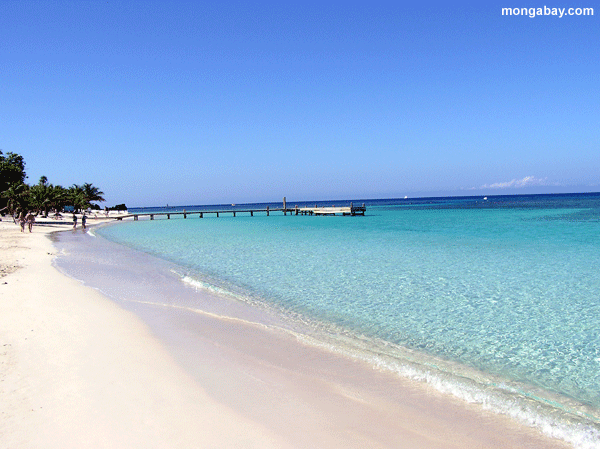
114, 201, 366, 221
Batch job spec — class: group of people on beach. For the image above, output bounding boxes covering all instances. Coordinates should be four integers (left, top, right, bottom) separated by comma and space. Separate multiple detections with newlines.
72, 213, 86, 230
12, 210, 88, 232
17, 212, 36, 233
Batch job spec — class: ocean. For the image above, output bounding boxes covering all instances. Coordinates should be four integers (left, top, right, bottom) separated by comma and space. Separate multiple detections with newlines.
56, 193, 600, 448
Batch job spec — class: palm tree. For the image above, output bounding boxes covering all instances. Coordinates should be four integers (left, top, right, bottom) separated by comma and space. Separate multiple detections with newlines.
1, 182, 29, 216
82, 183, 105, 206
50, 185, 69, 214
68, 185, 87, 213
68, 183, 105, 212
1, 151, 27, 211
29, 176, 54, 217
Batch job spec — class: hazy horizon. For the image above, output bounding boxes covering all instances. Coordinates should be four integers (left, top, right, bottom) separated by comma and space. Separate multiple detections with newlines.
125, 187, 600, 210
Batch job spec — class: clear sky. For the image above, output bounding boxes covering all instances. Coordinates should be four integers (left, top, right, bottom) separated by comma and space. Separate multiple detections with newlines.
2, 1, 598, 207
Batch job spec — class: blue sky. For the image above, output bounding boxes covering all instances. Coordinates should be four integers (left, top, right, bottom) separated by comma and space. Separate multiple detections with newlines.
2, 1, 598, 207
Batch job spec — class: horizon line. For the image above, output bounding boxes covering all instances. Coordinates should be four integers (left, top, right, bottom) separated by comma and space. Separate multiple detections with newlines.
128, 190, 600, 210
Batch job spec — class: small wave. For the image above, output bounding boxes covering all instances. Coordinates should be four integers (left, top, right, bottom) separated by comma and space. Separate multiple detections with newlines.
177, 273, 241, 300
173, 271, 276, 315
290, 330, 600, 449
120, 297, 275, 332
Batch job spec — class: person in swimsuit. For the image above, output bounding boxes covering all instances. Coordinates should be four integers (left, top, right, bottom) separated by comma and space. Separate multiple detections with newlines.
19, 212, 26, 232
26, 212, 35, 232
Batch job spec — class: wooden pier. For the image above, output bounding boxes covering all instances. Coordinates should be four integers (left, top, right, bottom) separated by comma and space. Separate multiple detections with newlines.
115, 200, 366, 221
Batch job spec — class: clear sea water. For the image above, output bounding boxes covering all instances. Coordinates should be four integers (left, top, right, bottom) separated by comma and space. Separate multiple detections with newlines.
96, 193, 600, 448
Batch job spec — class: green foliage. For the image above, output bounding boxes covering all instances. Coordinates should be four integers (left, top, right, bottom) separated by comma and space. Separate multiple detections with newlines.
29, 177, 70, 217
67, 183, 106, 212
0, 150, 27, 190
0, 150, 108, 216
1, 182, 29, 215
0, 150, 27, 212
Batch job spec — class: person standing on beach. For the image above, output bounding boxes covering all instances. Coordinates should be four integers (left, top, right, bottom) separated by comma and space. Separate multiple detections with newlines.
18, 212, 26, 232
26, 212, 35, 232
72, 214, 77, 229
81, 214, 87, 230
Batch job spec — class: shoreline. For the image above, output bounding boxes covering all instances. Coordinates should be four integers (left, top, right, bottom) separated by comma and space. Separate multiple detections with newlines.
0, 219, 287, 448
1, 219, 573, 448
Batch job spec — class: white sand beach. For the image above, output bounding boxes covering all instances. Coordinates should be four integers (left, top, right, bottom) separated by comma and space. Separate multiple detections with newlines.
0, 218, 571, 448
0, 218, 286, 449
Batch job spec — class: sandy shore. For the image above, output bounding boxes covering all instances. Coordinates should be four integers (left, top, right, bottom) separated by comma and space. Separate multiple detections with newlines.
0, 218, 572, 448
0, 218, 286, 448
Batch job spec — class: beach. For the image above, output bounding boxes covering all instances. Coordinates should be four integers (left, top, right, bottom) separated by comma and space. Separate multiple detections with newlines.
0, 218, 286, 448
0, 217, 573, 448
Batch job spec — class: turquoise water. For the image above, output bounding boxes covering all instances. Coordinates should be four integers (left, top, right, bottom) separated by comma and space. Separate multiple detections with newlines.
97, 194, 600, 447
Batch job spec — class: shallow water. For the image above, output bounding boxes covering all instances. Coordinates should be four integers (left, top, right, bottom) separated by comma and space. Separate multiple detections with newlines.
66, 193, 600, 447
